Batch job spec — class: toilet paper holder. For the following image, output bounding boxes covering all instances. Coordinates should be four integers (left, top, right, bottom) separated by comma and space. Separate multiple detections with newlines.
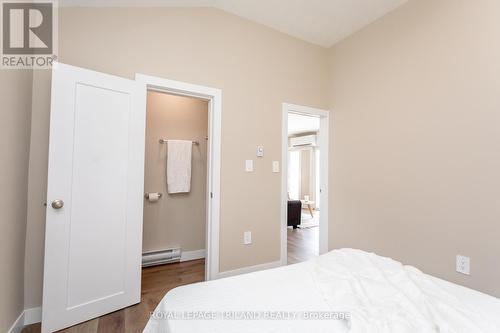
144, 192, 163, 200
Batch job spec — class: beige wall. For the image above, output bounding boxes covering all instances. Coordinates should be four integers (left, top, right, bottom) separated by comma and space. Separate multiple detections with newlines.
0, 70, 33, 331
144, 91, 208, 253
329, 0, 500, 296
24, 7, 329, 308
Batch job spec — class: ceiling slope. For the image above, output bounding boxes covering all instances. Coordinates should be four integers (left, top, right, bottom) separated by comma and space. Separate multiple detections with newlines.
60, 0, 408, 47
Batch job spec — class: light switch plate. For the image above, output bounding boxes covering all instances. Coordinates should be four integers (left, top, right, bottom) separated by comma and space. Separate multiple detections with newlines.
272, 161, 280, 173
244, 231, 252, 245
257, 146, 264, 157
245, 160, 253, 172
456, 255, 470, 275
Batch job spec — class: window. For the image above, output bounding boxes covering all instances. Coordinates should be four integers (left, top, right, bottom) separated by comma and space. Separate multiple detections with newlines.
288, 150, 300, 200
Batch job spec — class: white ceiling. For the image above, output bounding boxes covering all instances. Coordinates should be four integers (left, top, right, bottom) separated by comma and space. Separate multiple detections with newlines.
288, 113, 320, 135
59, 0, 408, 47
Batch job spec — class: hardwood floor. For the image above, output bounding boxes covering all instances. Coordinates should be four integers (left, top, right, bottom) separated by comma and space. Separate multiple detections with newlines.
287, 226, 319, 265
21, 259, 205, 333
22, 227, 317, 333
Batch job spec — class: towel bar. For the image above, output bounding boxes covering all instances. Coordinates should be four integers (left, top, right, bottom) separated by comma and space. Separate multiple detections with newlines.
159, 139, 199, 145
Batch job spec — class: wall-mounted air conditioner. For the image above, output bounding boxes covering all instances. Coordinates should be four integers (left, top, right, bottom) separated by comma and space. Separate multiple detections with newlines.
290, 134, 317, 147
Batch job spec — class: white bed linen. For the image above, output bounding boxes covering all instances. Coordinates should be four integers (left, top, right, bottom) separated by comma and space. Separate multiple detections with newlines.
312, 249, 499, 332
144, 250, 500, 333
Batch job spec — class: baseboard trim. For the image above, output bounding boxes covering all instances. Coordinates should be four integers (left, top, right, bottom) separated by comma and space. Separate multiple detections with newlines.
7, 311, 24, 333
24, 307, 42, 325
6, 306, 42, 333
216, 260, 282, 279
180, 249, 205, 262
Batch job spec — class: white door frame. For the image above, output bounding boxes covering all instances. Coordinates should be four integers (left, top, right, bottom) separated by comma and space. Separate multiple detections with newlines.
135, 74, 222, 281
281, 103, 329, 265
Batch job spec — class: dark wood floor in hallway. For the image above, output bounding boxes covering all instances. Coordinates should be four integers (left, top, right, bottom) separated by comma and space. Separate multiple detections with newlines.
22, 226, 318, 333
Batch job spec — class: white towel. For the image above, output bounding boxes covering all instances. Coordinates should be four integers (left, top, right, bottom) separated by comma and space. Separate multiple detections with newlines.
167, 140, 192, 194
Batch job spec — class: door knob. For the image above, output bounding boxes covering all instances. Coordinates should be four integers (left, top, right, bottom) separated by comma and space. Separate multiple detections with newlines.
51, 199, 64, 209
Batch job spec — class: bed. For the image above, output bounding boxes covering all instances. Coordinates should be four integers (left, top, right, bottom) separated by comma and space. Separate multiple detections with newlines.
144, 249, 500, 332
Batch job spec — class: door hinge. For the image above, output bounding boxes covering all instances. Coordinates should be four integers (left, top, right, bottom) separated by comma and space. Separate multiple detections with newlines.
210, 192, 213, 199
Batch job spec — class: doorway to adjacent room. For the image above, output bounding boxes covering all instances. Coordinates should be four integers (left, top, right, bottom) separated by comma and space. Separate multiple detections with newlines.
281, 104, 329, 265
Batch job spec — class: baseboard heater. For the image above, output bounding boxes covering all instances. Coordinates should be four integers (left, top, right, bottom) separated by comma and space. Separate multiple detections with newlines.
142, 247, 181, 267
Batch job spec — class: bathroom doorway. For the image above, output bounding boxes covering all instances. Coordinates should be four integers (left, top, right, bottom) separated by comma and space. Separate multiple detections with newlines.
137, 74, 222, 281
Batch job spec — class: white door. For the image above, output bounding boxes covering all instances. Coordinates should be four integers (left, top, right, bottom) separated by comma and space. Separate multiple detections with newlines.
42, 63, 146, 333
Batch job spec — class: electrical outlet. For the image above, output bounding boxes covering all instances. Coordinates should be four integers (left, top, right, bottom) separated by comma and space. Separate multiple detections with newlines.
456, 255, 470, 275
244, 231, 252, 245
